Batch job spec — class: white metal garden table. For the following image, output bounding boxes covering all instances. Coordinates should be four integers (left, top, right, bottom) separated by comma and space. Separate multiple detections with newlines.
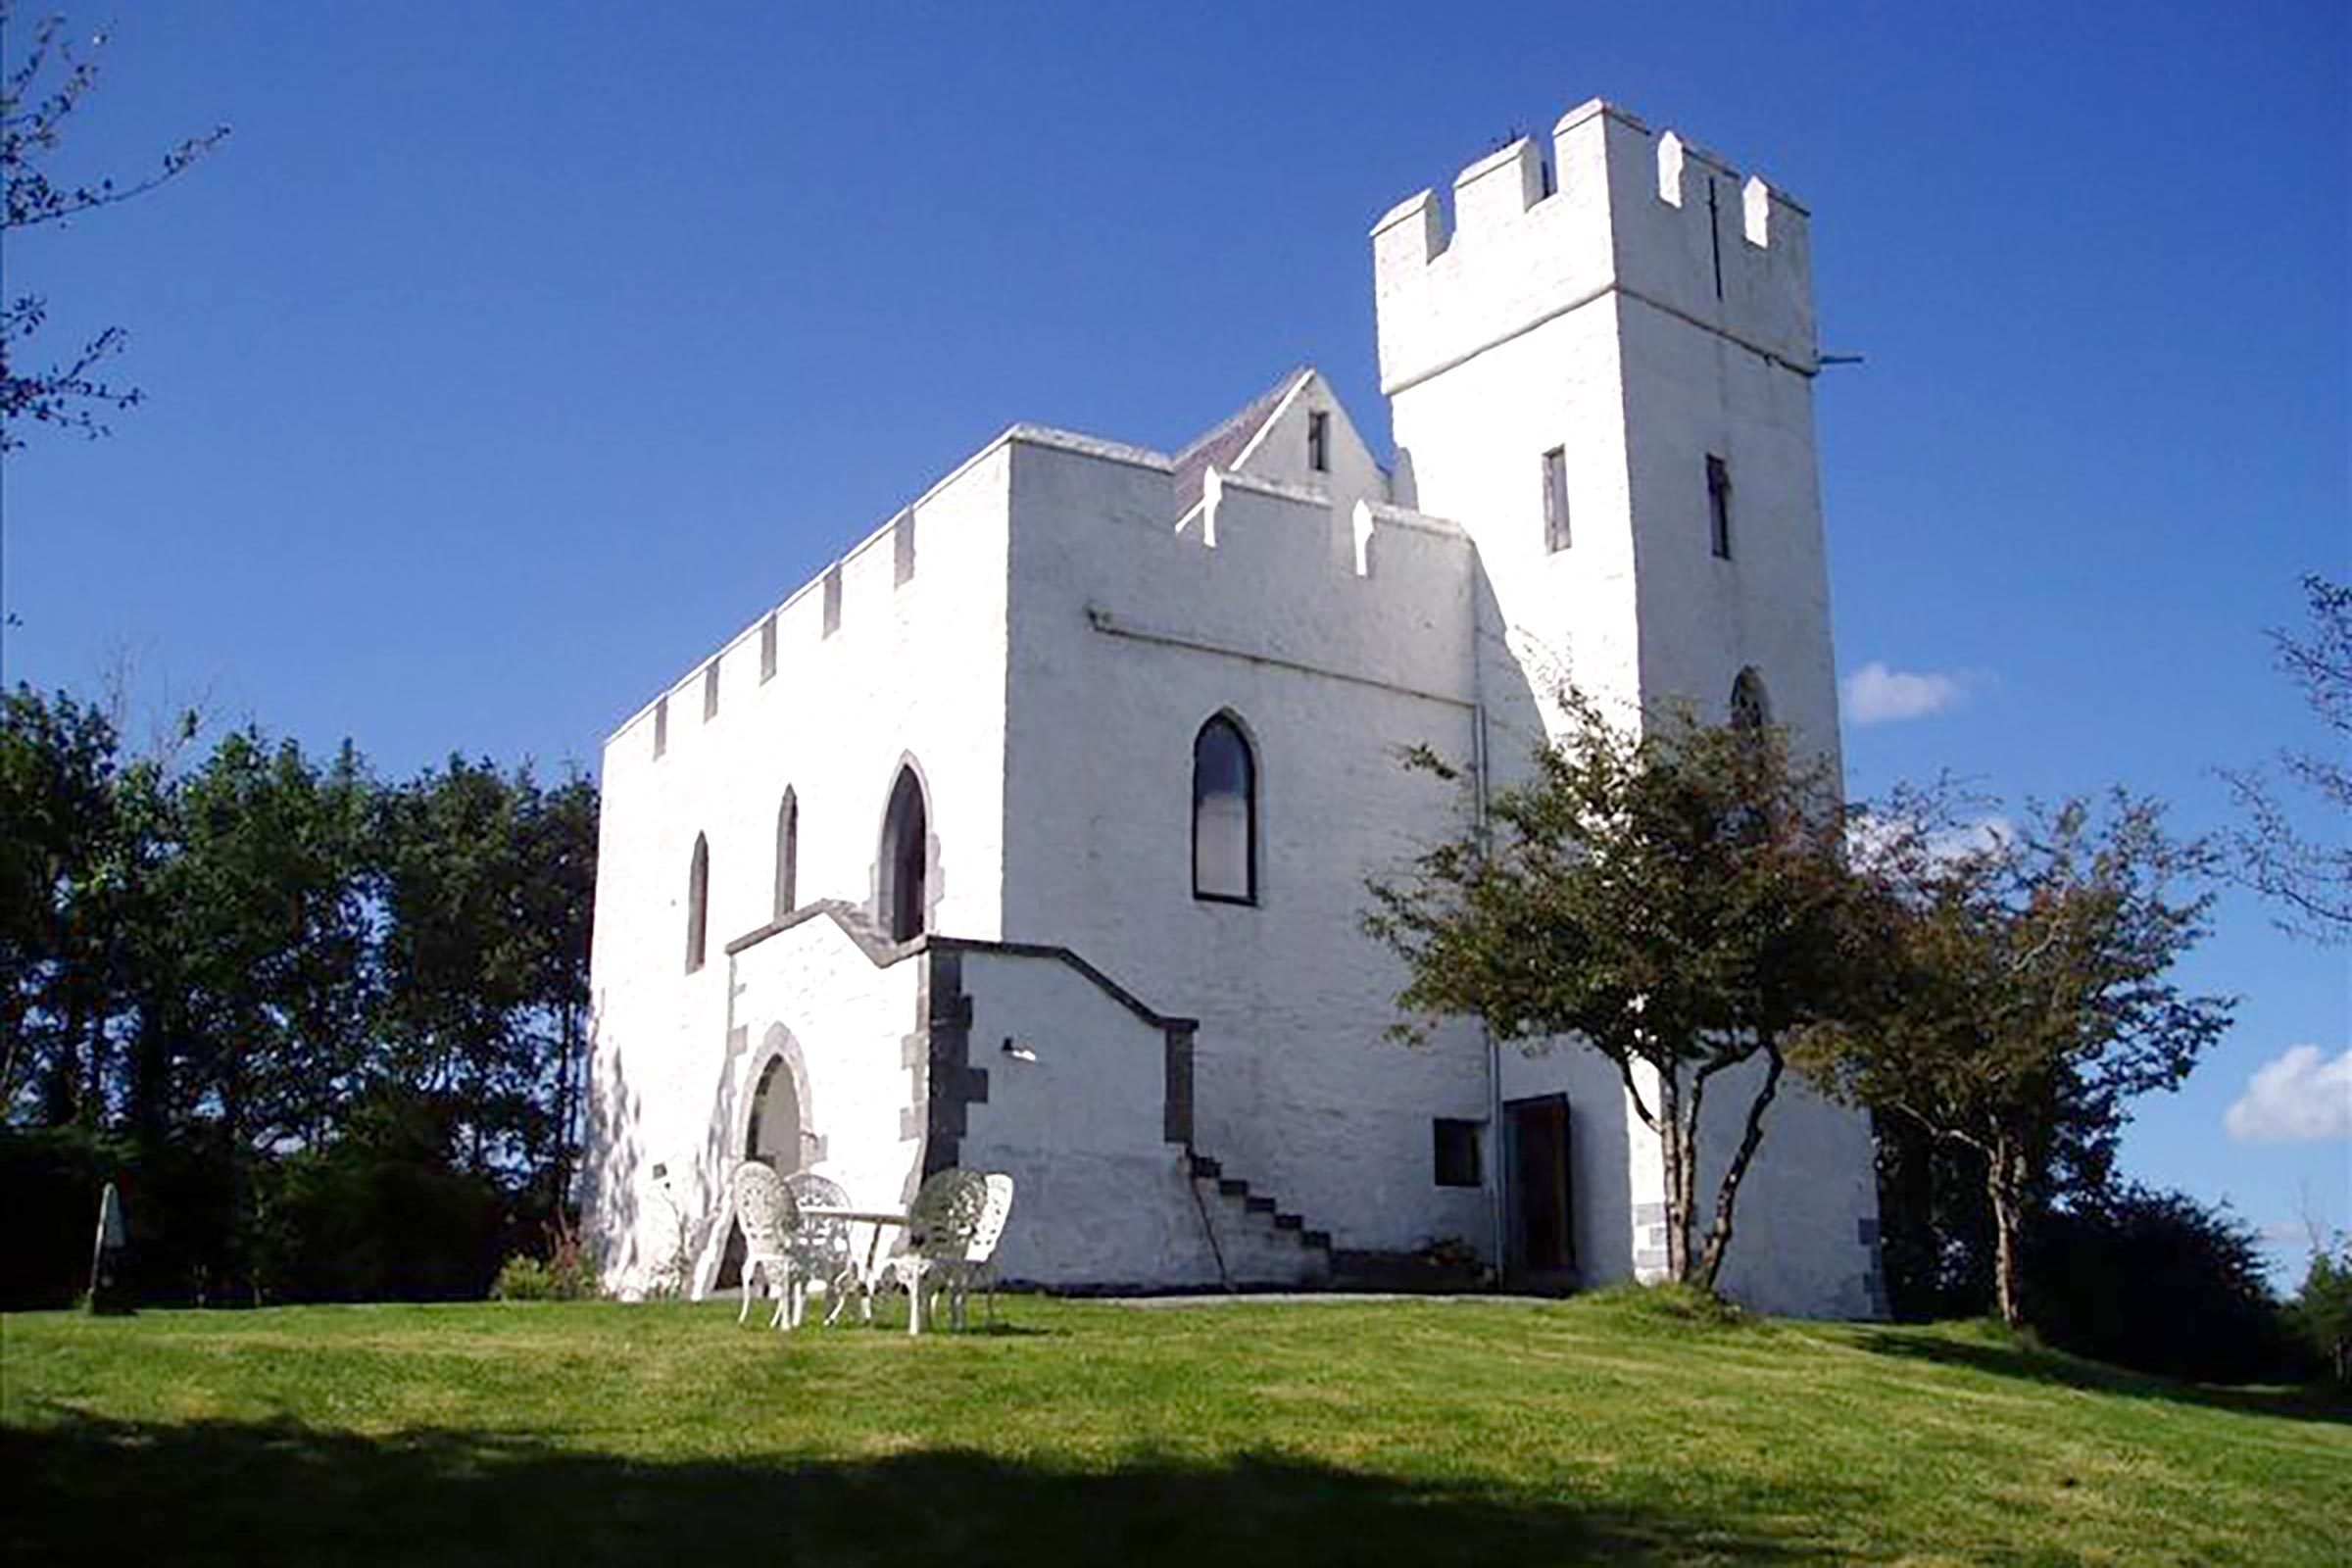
797, 1205, 924, 1330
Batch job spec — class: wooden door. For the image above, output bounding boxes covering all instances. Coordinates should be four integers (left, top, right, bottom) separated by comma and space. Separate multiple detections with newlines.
1506, 1095, 1574, 1277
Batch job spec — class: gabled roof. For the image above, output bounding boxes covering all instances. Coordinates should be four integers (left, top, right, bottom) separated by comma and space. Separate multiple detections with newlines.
1168, 366, 1311, 514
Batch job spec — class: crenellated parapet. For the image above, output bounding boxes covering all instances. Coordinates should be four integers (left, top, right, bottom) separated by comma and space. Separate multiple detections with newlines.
1373, 98, 1816, 397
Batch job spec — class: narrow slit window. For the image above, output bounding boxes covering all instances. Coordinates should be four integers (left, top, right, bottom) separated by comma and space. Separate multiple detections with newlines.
1307, 411, 1330, 474
894, 511, 916, 586
760, 613, 777, 683
654, 697, 668, 760
1706, 455, 1733, 560
1542, 447, 1570, 553
1706, 177, 1725, 299
703, 662, 720, 721
774, 789, 799, 918
1192, 714, 1257, 905
822, 566, 843, 637
684, 833, 710, 973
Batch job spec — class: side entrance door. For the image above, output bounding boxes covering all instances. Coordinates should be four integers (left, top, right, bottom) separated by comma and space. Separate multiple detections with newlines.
1505, 1094, 1575, 1288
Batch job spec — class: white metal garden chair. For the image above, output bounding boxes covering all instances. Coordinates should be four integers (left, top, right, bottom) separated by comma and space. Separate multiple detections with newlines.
728, 1159, 804, 1330
877, 1168, 1013, 1333
784, 1170, 862, 1325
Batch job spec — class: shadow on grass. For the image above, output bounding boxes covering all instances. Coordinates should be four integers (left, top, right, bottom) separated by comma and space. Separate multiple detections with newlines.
7, 1409, 1833, 1567
1854, 1328, 2351, 1427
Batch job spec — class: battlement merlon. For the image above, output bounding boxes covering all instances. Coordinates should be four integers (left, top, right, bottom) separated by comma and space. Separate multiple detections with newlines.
1372, 98, 1817, 397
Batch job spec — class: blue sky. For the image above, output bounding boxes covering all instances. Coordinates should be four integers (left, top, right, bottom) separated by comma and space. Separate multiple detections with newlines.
4, 3, 2344, 1278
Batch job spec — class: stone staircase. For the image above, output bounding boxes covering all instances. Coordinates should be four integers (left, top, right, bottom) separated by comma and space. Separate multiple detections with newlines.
1184, 1152, 1332, 1286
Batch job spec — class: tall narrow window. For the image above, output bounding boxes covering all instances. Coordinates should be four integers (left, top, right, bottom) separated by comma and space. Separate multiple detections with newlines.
703, 662, 720, 721
760, 612, 778, 683
685, 833, 710, 973
1193, 714, 1257, 904
822, 565, 843, 637
1307, 410, 1330, 473
879, 766, 928, 942
653, 697, 669, 759
1706, 455, 1733, 560
894, 511, 916, 585
1542, 447, 1571, 553
774, 789, 799, 918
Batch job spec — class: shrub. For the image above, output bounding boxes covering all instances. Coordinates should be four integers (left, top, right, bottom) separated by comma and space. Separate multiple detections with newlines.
2024, 1185, 2308, 1384
253, 1093, 506, 1303
492, 1218, 601, 1301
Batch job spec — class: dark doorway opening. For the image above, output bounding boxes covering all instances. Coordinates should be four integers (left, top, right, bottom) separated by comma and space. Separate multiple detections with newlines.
1506, 1094, 1575, 1288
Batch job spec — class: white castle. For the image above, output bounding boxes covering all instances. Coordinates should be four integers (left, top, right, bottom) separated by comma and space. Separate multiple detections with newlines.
583, 98, 1884, 1316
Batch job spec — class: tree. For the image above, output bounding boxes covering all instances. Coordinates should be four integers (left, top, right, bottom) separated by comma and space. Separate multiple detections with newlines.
0, 685, 124, 1120
371, 758, 596, 1205
1794, 795, 2233, 1329
1367, 689, 1875, 1294
1, 3, 228, 448
2292, 1231, 2352, 1385
2223, 575, 2351, 943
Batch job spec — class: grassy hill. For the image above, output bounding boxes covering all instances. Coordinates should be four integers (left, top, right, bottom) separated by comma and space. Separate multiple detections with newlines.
5, 1290, 2342, 1566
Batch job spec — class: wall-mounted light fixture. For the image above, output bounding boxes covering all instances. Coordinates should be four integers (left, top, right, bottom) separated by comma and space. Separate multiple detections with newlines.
1001, 1037, 1038, 1062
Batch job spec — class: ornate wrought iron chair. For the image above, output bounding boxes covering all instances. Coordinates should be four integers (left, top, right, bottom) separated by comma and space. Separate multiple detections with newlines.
877, 1168, 1013, 1333
727, 1160, 803, 1330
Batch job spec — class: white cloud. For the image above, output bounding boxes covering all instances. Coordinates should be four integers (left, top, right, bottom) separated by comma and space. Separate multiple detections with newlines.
1931, 814, 2013, 863
1840, 662, 1968, 726
1845, 810, 2013, 872
2225, 1045, 2352, 1144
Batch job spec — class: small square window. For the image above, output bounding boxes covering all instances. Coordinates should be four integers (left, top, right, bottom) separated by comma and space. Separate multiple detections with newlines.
1433, 1118, 1483, 1188
1307, 411, 1330, 474
1542, 447, 1570, 553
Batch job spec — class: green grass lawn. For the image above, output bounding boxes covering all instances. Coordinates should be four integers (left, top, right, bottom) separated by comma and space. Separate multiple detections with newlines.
5, 1290, 2343, 1566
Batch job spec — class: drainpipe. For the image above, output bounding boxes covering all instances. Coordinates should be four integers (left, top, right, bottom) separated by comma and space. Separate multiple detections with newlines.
1466, 564, 1505, 1287
1472, 700, 1505, 1286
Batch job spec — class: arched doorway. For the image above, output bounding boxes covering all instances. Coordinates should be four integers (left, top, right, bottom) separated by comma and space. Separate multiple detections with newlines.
879, 764, 929, 941
746, 1054, 802, 1170
716, 1048, 808, 1291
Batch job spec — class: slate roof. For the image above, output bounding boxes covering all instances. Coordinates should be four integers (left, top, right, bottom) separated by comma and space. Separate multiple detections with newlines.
1168, 367, 1310, 515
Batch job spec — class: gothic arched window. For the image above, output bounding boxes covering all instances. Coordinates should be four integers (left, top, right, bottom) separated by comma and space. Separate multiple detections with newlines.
1193, 714, 1257, 905
774, 789, 799, 919
879, 766, 929, 943
1730, 667, 1771, 732
685, 832, 710, 973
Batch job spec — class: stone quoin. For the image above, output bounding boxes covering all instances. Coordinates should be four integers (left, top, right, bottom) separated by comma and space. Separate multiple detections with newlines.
583, 98, 1885, 1315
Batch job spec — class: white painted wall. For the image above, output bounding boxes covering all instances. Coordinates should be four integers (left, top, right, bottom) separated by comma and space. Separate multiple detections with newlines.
1376, 96, 1878, 1313
583, 440, 1015, 1294
585, 95, 1882, 1317
1000, 436, 1498, 1259
952, 946, 1320, 1289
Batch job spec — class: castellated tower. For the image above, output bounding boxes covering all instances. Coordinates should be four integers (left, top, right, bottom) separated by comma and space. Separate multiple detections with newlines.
1374, 98, 1838, 777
